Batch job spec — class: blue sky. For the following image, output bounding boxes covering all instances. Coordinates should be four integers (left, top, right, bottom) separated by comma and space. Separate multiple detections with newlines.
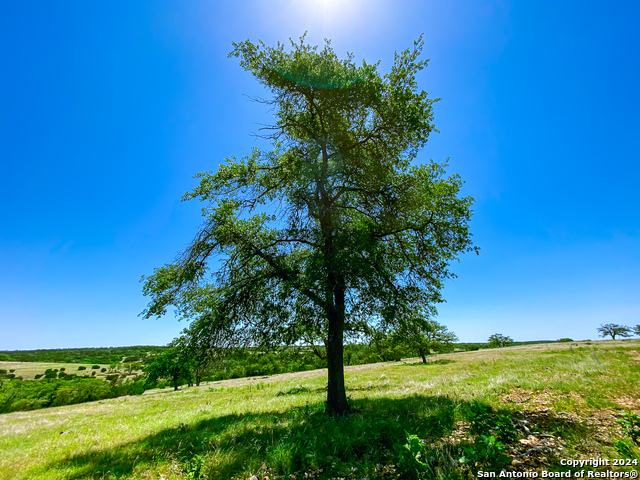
1, 1, 638, 350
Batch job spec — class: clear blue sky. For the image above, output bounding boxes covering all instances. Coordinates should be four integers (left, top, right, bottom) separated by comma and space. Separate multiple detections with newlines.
1, 1, 638, 350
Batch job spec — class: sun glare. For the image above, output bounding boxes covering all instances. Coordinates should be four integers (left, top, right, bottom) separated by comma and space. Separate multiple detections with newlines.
278, 0, 372, 35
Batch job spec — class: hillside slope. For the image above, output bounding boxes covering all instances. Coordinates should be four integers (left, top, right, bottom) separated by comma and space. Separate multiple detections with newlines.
1, 341, 639, 479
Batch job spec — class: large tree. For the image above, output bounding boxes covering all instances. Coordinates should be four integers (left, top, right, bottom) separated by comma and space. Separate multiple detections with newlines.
597, 323, 632, 341
141, 36, 477, 415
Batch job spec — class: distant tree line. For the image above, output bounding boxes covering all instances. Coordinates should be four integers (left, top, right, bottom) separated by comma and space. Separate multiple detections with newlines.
143, 317, 463, 391
0, 346, 167, 364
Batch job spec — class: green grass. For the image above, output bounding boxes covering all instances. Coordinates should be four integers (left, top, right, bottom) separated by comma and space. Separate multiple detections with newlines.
1, 340, 639, 479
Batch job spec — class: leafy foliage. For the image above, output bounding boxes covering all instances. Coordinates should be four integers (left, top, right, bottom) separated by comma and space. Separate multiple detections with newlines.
457, 402, 516, 471
394, 432, 431, 480
466, 401, 517, 443
459, 434, 512, 470
617, 411, 640, 444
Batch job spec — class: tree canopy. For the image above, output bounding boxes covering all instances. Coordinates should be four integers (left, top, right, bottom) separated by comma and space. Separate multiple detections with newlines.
141, 36, 477, 414
393, 314, 458, 363
488, 333, 513, 348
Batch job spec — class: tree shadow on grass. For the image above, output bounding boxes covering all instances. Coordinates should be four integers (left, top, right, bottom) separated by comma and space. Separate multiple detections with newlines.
38, 394, 590, 480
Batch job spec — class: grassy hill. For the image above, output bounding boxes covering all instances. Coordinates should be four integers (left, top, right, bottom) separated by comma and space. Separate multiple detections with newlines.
1, 340, 639, 479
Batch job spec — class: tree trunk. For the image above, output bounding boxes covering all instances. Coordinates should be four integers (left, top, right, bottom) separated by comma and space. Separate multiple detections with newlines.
325, 283, 350, 415
326, 314, 349, 415
419, 348, 427, 364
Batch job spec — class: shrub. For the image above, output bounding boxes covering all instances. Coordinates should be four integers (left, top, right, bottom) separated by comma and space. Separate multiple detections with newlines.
617, 412, 640, 444
459, 434, 512, 470
393, 432, 433, 479
557, 338, 573, 342
9, 369, 15, 373
101, 368, 107, 372
60, 368, 65, 371
10, 398, 47, 412
34, 374, 43, 379
91, 365, 100, 369
467, 401, 517, 442
78, 366, 86, 371
51, 380, 112, 406
91, 371, 96, 376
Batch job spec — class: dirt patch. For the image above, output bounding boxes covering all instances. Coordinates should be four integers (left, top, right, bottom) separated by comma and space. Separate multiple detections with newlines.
624, 350, 640, 361
502, 388, 583, 408
614, 395, 640, 410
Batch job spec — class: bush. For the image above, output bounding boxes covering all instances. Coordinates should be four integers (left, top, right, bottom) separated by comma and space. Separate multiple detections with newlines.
51, 380, 112, 407
101, 368, 107, 372
34, 374, 43, 379
78, 366, 86, 371
91, 365, 100, 369
617, 412, 640, 444
558, 338, 573, 343
394, 432, 430, 479
10, 398, 47, 411
91, 371, 96, 376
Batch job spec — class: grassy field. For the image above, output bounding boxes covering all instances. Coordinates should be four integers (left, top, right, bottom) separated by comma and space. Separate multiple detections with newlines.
1, 341, 639, 479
